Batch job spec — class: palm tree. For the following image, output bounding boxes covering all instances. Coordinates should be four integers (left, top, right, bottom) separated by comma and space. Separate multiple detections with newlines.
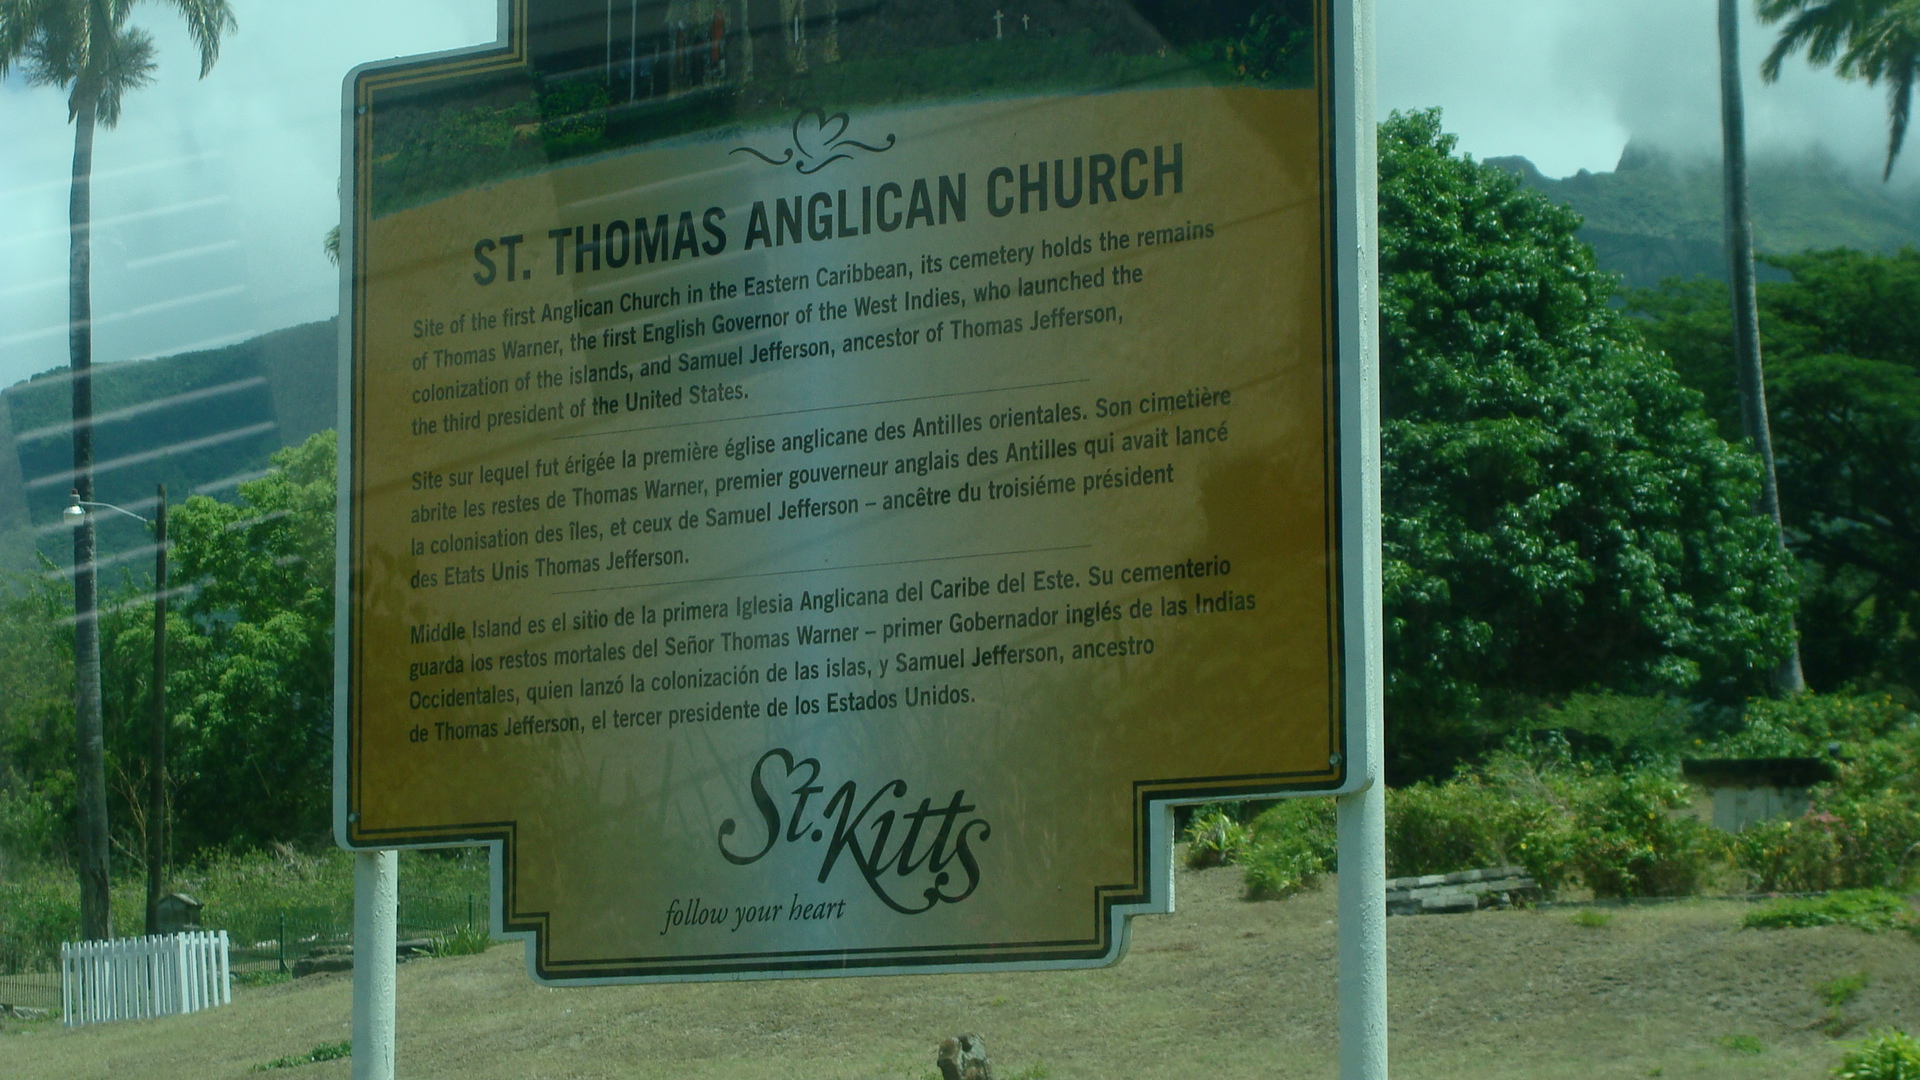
1720, 0, 1807, 694
0, 0, 236, 942
1758, 0, 1920, 180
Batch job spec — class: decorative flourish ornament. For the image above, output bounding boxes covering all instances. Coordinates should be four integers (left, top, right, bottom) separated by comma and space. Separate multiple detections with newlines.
732, 108, 896, 174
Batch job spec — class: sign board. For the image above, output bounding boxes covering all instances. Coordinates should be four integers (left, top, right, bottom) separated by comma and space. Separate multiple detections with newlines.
338, 0, 1366, 982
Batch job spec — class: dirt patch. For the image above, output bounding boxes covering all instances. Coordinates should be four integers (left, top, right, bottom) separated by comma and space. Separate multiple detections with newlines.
4, 865, 1914, 1079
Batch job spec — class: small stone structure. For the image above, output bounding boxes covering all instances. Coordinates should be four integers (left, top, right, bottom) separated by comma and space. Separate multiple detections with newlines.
154, 893, 203, 934
291, 939, 433, 978
937, 1032, 993, 1080
1385, 866, 1538, 916
1681, 757, 1834, 833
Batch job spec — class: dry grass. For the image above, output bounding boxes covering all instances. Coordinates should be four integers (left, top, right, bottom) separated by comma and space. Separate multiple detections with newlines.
4, 863, 1916, 1079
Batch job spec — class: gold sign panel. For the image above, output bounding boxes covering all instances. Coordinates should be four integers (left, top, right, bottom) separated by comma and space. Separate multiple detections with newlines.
343, 0, 1349, 981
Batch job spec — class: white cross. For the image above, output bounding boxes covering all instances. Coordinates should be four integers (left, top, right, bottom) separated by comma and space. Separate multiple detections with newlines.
994, 10, 1004, 39
1022, 14, 1030, 30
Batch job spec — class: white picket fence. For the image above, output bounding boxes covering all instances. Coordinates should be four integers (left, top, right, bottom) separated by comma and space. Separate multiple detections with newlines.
60, 930, 231, 1027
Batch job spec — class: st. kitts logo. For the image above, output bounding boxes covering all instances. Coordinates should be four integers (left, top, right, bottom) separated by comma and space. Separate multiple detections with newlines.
717, 749, 990, 914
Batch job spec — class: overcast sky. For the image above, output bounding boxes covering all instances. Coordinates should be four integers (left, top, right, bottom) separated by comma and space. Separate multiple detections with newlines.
0, 0, 1901, 391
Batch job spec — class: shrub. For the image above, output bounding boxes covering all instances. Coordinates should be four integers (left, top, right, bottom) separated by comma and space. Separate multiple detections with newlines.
1570, 909, 1612, 928
1206, 11, 1312, 84
1530, 693, 1698, 762
538, 79, 608, 154
1389, 741, 1716, 898
1241, 799, 1336, 900
1722, 701, 1920, 892
254, 1041, 351, 1071
1833, 1030, 1920, 1080
0, 786, 62, 870
1730, 815, 1842, 893
1732, 799, 1920, 893
1551, 765, 1719, 898
1744, 890, 1916, 933
1713, 694, 1915, 759
1386, 775, 1547, 880
0, 866, 77, 975
425, 922, 492, 958
1242, 841, 1328, 901
1817, 971, 1870, 1008
1182, 810, 1252, 869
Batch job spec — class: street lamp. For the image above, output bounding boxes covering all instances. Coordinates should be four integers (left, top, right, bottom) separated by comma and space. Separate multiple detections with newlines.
65, 485, 170, 937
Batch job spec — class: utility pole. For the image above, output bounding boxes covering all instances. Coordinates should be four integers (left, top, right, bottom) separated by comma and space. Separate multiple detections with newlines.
1717, 0, 1805, 694
65, 483, 170, 937
146, 484, 169, 935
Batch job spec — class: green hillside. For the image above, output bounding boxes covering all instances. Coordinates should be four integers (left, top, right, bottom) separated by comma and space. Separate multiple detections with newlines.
0, 319, 338, 576
1489, 145, 1920, 287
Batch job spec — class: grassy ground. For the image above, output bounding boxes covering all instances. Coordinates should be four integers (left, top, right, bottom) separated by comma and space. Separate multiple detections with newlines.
4, 861, 1915, 1079
1, 847, 490, 979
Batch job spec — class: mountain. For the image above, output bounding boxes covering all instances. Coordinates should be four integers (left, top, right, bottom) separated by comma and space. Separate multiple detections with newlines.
0, 319, 338, 576
1488, 144, 1920, 288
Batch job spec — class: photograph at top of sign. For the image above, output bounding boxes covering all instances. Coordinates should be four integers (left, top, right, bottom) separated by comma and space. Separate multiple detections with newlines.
369, 0, 1318, 215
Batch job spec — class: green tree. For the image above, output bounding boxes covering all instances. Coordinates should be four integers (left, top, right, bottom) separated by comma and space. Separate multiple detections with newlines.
0, 0, 237, 938
156, 432, 337, 850
0, 434, 337, 866
1633, 249, 1920, 695
0, 572, 78, 872
1379, 110, 1798, 782
1758, 0, 1920, 181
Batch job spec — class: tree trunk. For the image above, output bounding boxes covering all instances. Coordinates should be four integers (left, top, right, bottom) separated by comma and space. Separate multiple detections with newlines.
749, 0, 789, 84
738, 0, 753, 81
70, 93, 112, 941
1718, 0, 1806, 695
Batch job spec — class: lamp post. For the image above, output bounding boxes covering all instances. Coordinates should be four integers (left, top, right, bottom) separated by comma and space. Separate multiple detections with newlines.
65, 484, 168, 936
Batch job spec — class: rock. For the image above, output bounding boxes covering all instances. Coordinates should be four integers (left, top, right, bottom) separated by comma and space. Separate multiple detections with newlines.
292, 955, 354, 978
292, 939, 433, 976
937, 1032, 993, 1080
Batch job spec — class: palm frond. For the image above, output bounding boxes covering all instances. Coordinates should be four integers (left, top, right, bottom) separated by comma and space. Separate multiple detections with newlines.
1759, 1, 1861, 80
1886, 50, 1916, 178
93, 24, 156, 128
2, 0, 233, 116
1758, 0, 1920, 179
158, 0, 236, 78
21, 14, 83, 91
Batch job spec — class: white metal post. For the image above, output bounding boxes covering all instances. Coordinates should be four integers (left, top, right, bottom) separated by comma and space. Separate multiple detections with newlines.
1337, 783, 1388, 1079
1335, 0, 1385, 1076
351, 850, 398, 1080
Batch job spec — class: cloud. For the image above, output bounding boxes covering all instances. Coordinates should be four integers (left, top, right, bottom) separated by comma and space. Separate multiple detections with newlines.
1378, 0, 1898, 179
0, 0, 499, 390
1, 0, 1903, 391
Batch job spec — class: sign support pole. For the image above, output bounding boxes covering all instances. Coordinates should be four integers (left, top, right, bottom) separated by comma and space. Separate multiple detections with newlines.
350, 850, 397, 1080
1337, 784, 1388, 1079
1335, 0, 1385, 1076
